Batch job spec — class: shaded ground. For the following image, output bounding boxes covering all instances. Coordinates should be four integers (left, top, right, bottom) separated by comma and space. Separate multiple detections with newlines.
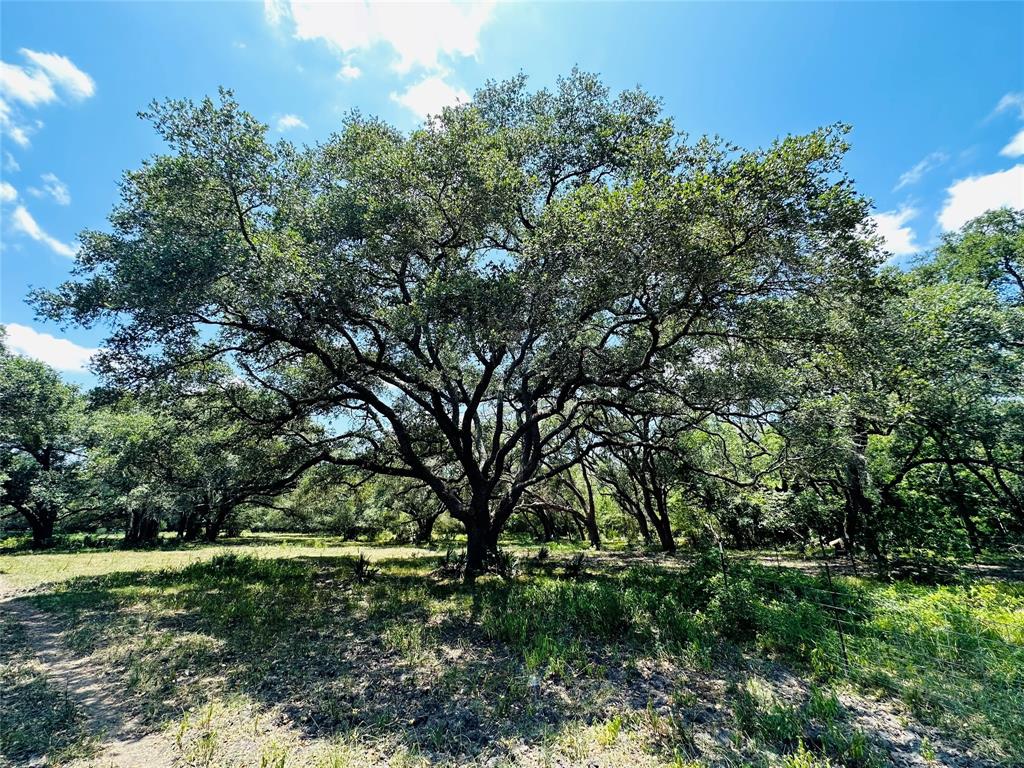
0, 597, 173, 767
0, 541, 1019, 767
733, 552, 1024, 584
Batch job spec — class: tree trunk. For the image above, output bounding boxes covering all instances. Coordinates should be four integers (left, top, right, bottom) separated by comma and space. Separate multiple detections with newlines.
124, 509, 160, 545
179, 506, 205, 541
583, 517, 601, 550
205, 517, 223, 542
535, 508, 555, 543
640, 473, 675, 553
413, 511, 439, 545
943, 462, 981, 555
579, 458, 602, 550
463, 488, 495, 583
843, 426, 885, 574
26, 510, 55, 548
465, 520, 490, 583
652, 512, 676, 553
204, 504, 229, 542
632, 503, 652, 543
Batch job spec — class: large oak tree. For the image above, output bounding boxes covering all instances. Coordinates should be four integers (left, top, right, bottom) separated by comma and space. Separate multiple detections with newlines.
37, 72, 878, 578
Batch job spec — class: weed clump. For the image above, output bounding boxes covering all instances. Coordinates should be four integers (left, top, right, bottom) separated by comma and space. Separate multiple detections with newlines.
562, 552, 586, 580
350, 552, 379, 583
432, 547, 466, 579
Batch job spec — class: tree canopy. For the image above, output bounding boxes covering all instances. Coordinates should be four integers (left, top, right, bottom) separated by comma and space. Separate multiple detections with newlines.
9, 71, 1019, 580
34, 73, 881, 576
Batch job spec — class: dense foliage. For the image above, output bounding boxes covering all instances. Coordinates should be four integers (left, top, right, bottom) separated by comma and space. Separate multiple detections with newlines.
2, 74, 1021, 578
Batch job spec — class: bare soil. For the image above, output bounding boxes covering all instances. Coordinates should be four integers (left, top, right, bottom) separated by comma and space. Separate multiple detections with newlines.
0, 589, 174, 768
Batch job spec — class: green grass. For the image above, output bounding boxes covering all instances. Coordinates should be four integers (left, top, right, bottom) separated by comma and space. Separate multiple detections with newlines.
0, 536, 435, 590
834, 580, 1024, 760
1, 538, 1021, 767
476, 553, 1024, 763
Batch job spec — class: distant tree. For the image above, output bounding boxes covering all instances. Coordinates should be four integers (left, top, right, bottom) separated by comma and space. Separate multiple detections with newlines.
922, 208, 1022, 305
0, 332, 87, 546
521, 437, 604, 548
373, 478, 446, 544
594, 413, 689, 553
36, 73, 879, 579
84, 395, 177, 544
764, 209, 1024, 566
86, 385, 326, 542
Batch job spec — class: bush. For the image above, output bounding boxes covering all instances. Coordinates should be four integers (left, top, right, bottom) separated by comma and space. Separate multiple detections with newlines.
705, 575, 762, 641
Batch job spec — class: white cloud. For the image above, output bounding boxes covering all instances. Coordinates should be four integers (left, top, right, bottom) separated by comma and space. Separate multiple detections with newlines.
4, 323, 97, 372
4, 124, 31, 146
894, 151, 948, 191
29, 172, 71, 205
338, 61, 362, 81
872, 207, 921, 256
275, 113, 308, 131
0, 97, 32, 147
0, 181, 16, 203
992, 92, 1024, 158
1000, 128, 1024, 158
992, 92, 1024, 120
391, 75, 468, 119
938, 165, 1024, 231
264, 0, 287, 26
0, 50, 94, 148
268, 0, 495, 74
9, 205, 77, 258
0, 49, 94, 106
0, 61, 55, 106
3, 150, 20, 172
19, 50, 95, 101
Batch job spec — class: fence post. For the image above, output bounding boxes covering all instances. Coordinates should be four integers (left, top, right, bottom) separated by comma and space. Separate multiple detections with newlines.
819, 537, 850, 674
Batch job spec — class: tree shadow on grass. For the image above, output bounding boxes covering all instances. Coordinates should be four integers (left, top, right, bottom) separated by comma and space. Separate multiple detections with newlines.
24, 553, 654, 762
15, 551, 1016, 766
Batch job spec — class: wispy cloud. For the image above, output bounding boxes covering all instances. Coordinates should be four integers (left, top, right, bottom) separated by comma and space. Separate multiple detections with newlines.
337, 60, 362, 81
0, 181, 16, 203
266, 0, 486, 118
9, 205, 77, 257
938, 165, 1024, 231
19, 50, 95, 101
871, 207, 921, 256
0, 97, 33, 146
275, 113, 307, 132
391, 75, 468, 119
1001, 129, 1024, 158
0, 49, 94, 149
266, 0, 495, 73
991, 92, 1024, 120
3, 322, 97, 372
989, 92, 1024, 159
28, 172, 71, 205
894, 151, 948, 191
0, 61, 55, 106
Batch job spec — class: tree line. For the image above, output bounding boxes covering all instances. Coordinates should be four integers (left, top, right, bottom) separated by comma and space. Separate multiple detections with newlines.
2, 72, 1021, 580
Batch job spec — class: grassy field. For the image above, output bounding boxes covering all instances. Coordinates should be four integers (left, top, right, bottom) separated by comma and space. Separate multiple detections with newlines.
1, 536, 1021, 768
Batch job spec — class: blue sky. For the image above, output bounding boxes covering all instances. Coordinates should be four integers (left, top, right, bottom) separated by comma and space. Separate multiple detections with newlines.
1, 1, 1022, 384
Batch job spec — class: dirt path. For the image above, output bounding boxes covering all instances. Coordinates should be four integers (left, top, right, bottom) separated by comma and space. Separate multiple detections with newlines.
0, 590, 176, 768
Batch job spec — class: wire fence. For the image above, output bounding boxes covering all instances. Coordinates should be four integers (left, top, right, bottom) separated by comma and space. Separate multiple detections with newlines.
717, 547, 1024, 702
698, 547, 1023, 765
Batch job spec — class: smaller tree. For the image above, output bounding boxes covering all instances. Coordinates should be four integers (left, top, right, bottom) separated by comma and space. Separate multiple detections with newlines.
0, 332, 88, 546
85, 383, 327, 542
